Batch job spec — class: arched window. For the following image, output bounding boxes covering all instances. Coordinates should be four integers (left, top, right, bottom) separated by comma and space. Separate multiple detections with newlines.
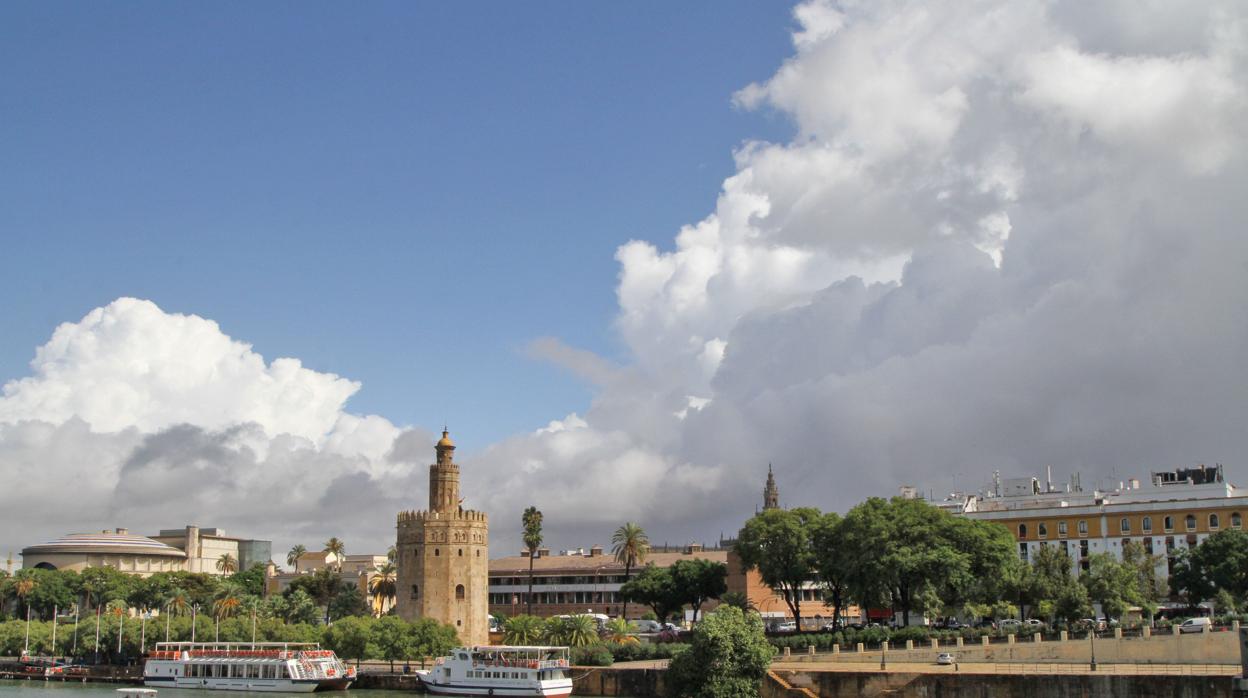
1120, 518, 1131, 534
476, 550, 481, 557
458, 549, 463, 557
1018, 524, 1027, 538
1142, 516, 1152, 533
1233, 512, 1242, 528
1078, 520, 1088, 536
1164, 516, 1174, 532
1185, 514, 1196, 531
1210, 513, 1220, 530
435, 548, 441, 557
1038, 523, 1048, 538
455, 584, 466, 600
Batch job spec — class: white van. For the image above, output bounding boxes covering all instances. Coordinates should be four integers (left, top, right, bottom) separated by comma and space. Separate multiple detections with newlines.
1178, 617, 1212, 633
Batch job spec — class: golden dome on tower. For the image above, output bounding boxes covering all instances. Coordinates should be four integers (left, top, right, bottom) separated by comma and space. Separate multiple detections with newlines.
437, 429, 455, 449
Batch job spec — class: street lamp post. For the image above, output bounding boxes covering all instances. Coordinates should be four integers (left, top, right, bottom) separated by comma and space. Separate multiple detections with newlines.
1089, 626, 1097, 671
191, 604, 199, 644
93, 606, 101, 665
117, 607, 125, 658
23, 606, 31, 656
71, 604, 80, 658
51, 605, 58, 659
140, 612, 148, 655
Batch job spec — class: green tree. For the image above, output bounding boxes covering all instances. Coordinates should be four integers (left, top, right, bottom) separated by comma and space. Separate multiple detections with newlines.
612, 522, 650, 619
371, 616, 412, 671
669, 559, 727, 623
1081, 553, 1138, 621
287, 567, 346, 624
369, 562, 398, 616
216, 553, 239, 575
504, 615, 544, 645
229, 564, 268, 598
665, 606, 774, 698
323, 616, 373, 666
718, 592, 755, 613
522, 506, 543, 616
323, 538, 347, 572
1172, 529, 1248, 607
287, 544, 307, 570
811, 512, 850, 629
839, 498, 894, 617
619, 564, 682, 622
734, 508, 820, 631
329, 587, 370, 620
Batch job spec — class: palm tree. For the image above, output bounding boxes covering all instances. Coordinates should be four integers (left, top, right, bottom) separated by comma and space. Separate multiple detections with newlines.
522, 507, 543, 616
612, 522, 649, 619
563, 615, 600, 648
323, 538, 346, 572
216, 553, 238, 575
386, 545, 397, 562
368, 562, 397, 616
287, 544, 307, 571
503, 615, 543, 645
14, 576, 36, 617
605, 617, 638, 645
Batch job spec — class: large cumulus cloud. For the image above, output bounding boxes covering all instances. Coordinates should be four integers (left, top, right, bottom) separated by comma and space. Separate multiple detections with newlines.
473, 0, 1248, 549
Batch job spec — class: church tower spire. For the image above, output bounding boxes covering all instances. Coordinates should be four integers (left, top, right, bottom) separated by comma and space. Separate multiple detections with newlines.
763, 464, 780, 511
429, 429, 460, 513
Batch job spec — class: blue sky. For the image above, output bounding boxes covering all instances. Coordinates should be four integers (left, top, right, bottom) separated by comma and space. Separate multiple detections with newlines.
1, 2, 795, 448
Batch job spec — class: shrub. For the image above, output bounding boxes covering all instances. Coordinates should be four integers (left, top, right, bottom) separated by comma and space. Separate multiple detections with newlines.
572, 646, 614, 667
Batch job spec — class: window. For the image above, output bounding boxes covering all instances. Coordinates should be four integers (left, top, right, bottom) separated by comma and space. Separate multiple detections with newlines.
1144, 538, 1154, 554
1058, 521, 1068, 537
1185, 514, 1196, 531
1078, 520, 1088, 536
1018, 524, 1028, 538
1164, 516, 1174, 532
1210, 514, 1220, 530
411, 584, 420, 599
1120, 518, 1130, 534
456, 584, 466, 600
1142, 516, 1152, 533
1018, 543, 1028, 561
1233, 512, 1242, 528
1038, 523, 1048, 538
435, 548, 441, 556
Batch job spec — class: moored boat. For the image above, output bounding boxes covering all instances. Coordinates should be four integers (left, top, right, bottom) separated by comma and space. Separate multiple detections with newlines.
416, 646, 572, 698
143, 642, 354, 692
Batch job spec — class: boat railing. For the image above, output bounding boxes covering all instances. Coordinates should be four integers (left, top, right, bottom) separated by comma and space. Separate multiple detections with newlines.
472, 658, 569, 670
183, 649, 294, 659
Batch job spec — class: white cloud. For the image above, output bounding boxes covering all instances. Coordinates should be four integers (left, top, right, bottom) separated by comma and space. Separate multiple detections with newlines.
4, 0, 1248, 560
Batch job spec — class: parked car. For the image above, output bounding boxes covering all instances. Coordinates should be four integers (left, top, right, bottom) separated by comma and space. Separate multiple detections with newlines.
1023, 619, 1046, 630
974, 619, 997, 629
773, 621, 797, 632
660, 622, 682, 633
941, 619, 964, 630
1179, 617, 1212, 633
633, 619, 662, 633
998, 619, 1023, 630
936, 653, 956, 666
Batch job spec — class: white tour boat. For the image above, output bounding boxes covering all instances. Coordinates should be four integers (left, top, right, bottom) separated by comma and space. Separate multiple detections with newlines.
143, 642, 354, 692
416, 646, 573, 698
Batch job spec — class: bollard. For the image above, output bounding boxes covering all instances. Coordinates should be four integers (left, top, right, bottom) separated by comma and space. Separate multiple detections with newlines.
1059, 630, 1067, 642
1114, 628, 1122, 639
956, 637, 964, 648
1233, 620, 1240, 632
857, 643, 865, 654
1007, 634, 1015, 645
833, 644, 840, 655
783, 646, 791, 658
981, 636, 989, 647
808, 644, 815, 656
930, 639, 939, 650
1033, 632, 1041, 643
905, 640, 913, 651
1142, 626, 1150, 639
1173, 624, 1182, 636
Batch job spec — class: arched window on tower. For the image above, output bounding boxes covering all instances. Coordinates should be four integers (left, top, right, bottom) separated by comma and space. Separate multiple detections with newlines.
458, 549, 463, 557
455, 584, 465, 600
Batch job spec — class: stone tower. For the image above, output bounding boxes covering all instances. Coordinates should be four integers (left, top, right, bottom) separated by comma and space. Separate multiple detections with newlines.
395, 429, 489, 646
763, 464, 780, 511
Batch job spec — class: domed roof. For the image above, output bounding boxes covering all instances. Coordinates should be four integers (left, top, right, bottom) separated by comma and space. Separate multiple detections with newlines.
436, 429, 455, 449
22, 531, 187, 558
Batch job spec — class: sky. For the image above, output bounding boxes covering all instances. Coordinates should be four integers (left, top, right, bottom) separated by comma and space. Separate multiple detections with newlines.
2, 0, 1247, 565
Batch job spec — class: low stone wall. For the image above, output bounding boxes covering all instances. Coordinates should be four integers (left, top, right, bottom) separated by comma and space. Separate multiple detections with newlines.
792, 671, 1234, 698
572, 666, 667, 696
783, 628, 1240, 665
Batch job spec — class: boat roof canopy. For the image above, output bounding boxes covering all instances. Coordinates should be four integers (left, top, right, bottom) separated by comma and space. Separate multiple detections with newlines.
471, 645, 568, 652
